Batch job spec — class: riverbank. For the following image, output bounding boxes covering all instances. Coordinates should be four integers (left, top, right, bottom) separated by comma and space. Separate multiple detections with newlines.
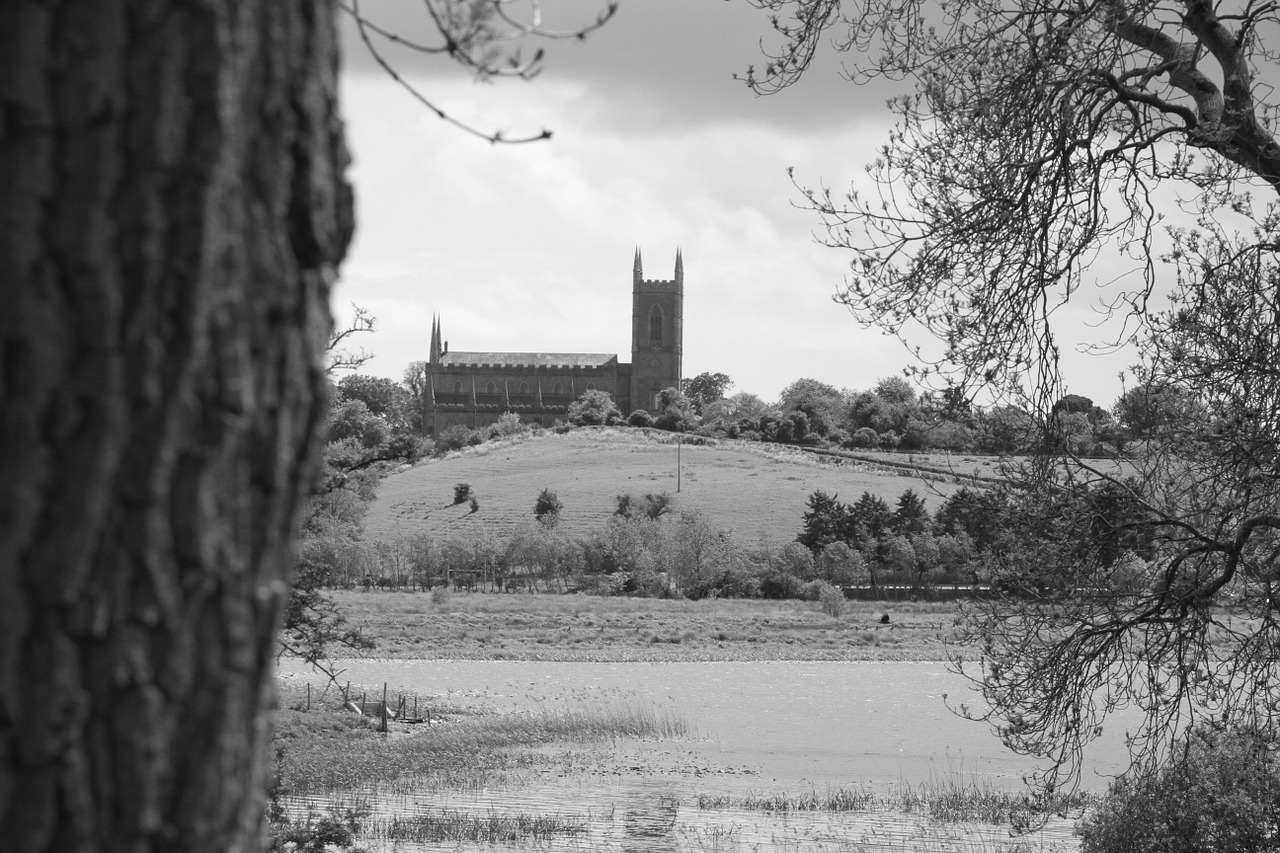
329, 590, 968, 662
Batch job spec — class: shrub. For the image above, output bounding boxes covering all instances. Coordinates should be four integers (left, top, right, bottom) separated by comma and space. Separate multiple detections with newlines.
615, 492, 673, 520
1079, 726, 1280, 853
438, 423, 476, 452
814, 580, 847, 617
534, 488, 563, 524
851, 427, 879, 448
453, 482, 472, 505
714, 567, 761, 599
567, 389, 622, 426
627, 409, 655, 428
489, 411, 526, 438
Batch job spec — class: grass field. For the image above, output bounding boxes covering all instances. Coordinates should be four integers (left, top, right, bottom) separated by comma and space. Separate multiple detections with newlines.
329, 589, 965, 662
363, 429, 972, 546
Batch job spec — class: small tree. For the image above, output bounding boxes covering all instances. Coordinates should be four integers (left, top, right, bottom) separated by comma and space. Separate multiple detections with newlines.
534, 488, 563, 527
567, 389, 623, 426
654, 387, 699, 432
684, 371, 734, 415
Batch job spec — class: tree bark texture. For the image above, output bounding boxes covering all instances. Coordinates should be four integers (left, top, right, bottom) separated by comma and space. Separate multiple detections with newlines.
0, 2, 353, 851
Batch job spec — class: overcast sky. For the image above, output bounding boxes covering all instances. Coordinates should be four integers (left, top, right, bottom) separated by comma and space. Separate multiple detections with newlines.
334, 0, 1134, 406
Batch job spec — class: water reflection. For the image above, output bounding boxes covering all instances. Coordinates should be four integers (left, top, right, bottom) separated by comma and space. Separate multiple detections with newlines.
622, 793, 680, 852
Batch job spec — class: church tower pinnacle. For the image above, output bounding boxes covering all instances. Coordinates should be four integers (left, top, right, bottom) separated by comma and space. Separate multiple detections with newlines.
429, 314, 442, 364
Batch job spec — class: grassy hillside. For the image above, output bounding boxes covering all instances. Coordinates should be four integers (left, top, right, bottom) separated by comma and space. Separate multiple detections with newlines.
362, 429, 968, 546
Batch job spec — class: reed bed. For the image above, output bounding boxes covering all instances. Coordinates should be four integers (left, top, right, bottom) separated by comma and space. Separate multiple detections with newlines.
696, 778, 1092, 825
365, 809, 587, 843
274, 694, 690, 795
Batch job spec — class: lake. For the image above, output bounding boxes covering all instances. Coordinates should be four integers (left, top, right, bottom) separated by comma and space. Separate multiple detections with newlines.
278, 659, 1130, 851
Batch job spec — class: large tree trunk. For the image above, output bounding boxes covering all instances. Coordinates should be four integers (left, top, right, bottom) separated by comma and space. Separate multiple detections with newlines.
0, 3, 353, 851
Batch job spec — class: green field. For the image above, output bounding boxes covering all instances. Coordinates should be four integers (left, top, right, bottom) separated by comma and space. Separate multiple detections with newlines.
362, 429, 971, 545
328, 590, 964, 661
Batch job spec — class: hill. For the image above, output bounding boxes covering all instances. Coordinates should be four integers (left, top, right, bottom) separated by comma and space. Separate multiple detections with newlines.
362, 429, 970, 546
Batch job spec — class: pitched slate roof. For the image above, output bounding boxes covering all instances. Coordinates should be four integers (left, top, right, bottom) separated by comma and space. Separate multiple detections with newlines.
437, 352, 617, 368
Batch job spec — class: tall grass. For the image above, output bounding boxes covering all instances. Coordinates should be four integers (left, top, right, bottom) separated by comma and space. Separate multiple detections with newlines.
695, 778, 1093, 825
365, 809, 587, 843
275, 695, 689, 795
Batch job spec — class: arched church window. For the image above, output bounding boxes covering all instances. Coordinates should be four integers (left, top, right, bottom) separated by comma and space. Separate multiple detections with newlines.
520, 382, 530, 394
552, 382, 563, 395
586, 383, 596, 392
648, 305, 664, 343
453, 381, 463, 393
486, 381, 497, 394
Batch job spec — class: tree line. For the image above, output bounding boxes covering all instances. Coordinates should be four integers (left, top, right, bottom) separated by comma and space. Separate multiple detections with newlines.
341, 361, 1203, 460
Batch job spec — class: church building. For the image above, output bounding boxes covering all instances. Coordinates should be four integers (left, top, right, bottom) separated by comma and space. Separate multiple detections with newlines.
422, 248, 684, 435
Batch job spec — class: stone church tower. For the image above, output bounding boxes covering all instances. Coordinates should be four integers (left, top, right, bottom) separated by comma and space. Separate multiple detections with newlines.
630, 248, 684, 412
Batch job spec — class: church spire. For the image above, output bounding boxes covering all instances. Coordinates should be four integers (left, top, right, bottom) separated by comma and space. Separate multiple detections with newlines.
674, 248, 683, 281
430, 314, 442, 363
633, 246, 643, 282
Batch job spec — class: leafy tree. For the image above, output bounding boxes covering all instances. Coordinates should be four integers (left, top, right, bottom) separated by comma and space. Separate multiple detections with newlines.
818, 541, 870, 586
704, 391, 777, 429
402, 360, 430, 433
975, 405, 1034, 454
874, 375, 916, 406
567, 389, 623, 426
337, 374, 411, 425
880, 535, 917, 578
1113, 381, 1200, 438
653, 387, 699, 432
684, 371, 734, 415
778, 378, 843, 435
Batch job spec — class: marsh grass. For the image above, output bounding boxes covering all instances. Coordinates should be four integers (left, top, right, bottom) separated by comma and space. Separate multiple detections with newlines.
696, 778, 1093, 825
365, 809, 587, 843
274, 693, 689, 795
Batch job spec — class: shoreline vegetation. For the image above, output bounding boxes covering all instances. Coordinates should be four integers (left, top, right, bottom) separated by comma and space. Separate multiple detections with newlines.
271, 676, 1091, 851
325, 590, 967, 662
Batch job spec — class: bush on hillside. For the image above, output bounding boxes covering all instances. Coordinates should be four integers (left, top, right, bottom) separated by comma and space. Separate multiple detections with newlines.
534, 488, 563, 525
453, 482, 472, 505
567, 390, 623, 426
1079, 725, 1280, 853
438, 423, 480, 452
615, 492, 673, 520
489, 411, 527, 438
627, 409, 654, 428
